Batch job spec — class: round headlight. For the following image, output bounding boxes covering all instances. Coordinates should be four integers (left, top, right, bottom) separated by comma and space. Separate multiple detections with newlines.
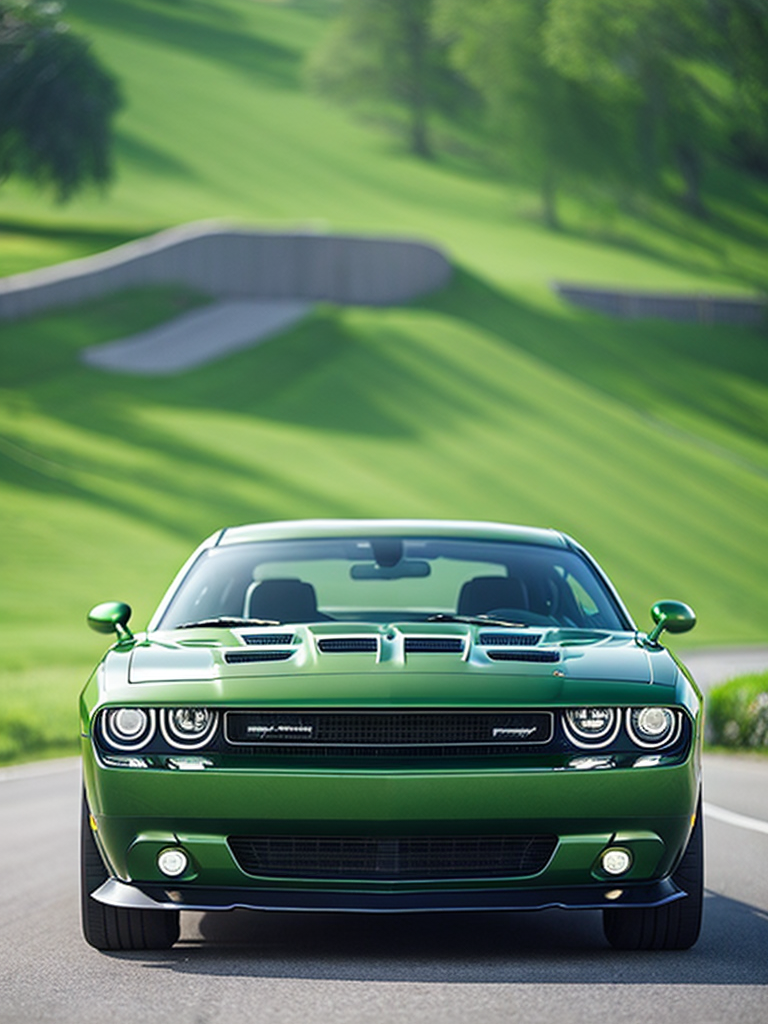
627, 707, 679, 748
563, 707, 620, 748
102, 707, 155, 751
161, 707, 218, 749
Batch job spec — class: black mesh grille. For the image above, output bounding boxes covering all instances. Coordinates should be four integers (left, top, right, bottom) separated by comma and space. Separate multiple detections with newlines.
318, 638, 379, 653
224, 710, 553, 751
486, 650, 560, 663
241, 634, 296, 646
227, 834, 558, 879
479, 633, 542, 646
224, 650, 294, 664
405, 637, 464, 653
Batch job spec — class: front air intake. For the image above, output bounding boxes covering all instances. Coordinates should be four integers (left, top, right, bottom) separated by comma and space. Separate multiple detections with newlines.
227, 833, 558, 880
224, 710, 554, 754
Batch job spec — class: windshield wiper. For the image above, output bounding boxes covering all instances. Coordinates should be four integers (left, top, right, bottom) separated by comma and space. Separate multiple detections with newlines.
424, 613, 527, 628
175, 616, 280, 629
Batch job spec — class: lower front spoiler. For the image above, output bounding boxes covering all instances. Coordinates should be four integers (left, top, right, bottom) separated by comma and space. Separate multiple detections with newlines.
92, 877, 686, 914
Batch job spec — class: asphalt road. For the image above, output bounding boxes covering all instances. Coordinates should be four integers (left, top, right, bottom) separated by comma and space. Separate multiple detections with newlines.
1, 652, 767, 1024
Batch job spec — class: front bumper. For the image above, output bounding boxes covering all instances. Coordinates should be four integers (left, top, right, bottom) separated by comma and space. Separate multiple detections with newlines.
84, 751, 700, 907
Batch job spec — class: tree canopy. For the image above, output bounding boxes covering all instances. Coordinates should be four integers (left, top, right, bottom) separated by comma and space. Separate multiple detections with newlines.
0, 0, 121, 201
310, 0, 768, 226
307, 0, 467, 159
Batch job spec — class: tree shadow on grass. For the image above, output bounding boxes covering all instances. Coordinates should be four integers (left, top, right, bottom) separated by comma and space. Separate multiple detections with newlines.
3, 269, 767, 548
419, 269, 768, 452
0, 217, 145, 252
73, 0, 308, 90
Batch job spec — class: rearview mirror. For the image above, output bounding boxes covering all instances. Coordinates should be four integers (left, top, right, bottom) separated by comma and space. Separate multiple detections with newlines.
350, 560, 431, 580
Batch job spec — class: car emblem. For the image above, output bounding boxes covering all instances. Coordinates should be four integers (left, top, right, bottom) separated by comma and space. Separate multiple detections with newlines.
246, 724, 314, 738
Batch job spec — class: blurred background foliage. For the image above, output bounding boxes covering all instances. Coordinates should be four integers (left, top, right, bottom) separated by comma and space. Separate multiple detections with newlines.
0, 0, 767, 762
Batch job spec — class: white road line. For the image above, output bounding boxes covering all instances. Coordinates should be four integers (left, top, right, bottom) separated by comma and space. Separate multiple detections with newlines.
704, 801, 768, 836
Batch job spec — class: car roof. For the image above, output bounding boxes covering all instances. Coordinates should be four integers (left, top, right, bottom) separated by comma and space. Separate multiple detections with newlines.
217, 519, 570, 548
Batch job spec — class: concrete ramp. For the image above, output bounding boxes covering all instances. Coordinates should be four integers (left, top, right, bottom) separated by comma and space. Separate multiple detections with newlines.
82, 299, 310, 375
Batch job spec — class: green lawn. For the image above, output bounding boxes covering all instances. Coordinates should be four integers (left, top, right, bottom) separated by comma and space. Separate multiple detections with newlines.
1, 0, 767, 762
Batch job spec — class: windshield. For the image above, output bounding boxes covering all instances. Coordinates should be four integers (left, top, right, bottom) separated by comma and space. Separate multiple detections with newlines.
156, 536, 629, 631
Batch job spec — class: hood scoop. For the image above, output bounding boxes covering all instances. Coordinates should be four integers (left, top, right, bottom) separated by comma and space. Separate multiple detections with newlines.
225, 649, 294, 664
479, 632, 542, 647
317, 637, 379, 654
241, 633, 296, 646
404, 637, 465, 654
486, 649, 560, 663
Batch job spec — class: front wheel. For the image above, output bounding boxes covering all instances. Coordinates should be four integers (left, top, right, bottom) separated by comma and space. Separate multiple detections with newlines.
80, 796, 180, 951
603, 797, 703, 951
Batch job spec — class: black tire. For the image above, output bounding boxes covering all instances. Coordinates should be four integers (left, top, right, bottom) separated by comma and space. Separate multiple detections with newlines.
603, 796, 703, 951
80, 796, 180, 951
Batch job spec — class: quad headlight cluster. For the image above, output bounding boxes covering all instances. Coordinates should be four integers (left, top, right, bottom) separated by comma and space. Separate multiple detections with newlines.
97, 704, 683, 757
99, 707, 218, 752
563, 706, 681, 750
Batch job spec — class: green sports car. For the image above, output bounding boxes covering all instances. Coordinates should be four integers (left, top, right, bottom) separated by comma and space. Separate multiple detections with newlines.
80, 519, 702, 951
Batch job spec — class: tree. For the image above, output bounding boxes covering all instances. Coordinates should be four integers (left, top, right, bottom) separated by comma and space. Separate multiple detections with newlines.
544, 0, 720, 216
0, 0, 121, 202
712, 0, 768, 176
307, 0, 464, 159
433, 0, 627, 229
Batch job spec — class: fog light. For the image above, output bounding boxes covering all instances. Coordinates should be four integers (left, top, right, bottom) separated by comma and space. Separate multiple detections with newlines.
157, 847, 188, 877
601, 848, 632, 876
165, 756, 213, 771
568, 755, 615, 770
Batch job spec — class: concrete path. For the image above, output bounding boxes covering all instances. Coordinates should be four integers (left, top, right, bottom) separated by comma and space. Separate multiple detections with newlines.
679, 645, 768, 690
81, 299, 311, 375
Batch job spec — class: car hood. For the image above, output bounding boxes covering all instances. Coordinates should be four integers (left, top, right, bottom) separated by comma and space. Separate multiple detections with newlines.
93, 623, 688, 706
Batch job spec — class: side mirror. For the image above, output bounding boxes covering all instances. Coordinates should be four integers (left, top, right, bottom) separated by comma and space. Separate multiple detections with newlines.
646, 600, 696, 645
88, 601, 134, 641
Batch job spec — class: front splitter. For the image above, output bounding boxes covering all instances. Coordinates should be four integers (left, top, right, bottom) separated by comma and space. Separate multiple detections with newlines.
92, 877, 685, 914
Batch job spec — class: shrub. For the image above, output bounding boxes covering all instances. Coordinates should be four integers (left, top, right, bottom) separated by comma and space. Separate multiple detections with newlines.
706, 672, 768, 749
0, 710, 77, 764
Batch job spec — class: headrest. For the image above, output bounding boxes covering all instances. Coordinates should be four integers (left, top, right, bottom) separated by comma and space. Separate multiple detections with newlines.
247, 578, 321, 623
457, 576, 527, 616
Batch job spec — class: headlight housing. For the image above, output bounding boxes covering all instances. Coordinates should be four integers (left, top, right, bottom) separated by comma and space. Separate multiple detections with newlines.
101, 707, 156, 751
160, 707, 219, 749
626, 707, 680, 748
562, 707, 620, 748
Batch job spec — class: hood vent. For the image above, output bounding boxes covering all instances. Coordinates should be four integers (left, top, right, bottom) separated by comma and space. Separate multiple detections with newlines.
225, 650, 294, 664
242, 633, 296, 646
317, 637, 379, 654
405, 637, 465, 654
479, 632, 542, 647
486, 649, 560, 663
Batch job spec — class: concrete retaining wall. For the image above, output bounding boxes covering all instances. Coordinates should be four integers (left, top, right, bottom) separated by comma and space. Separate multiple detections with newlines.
553, 283, 766, 326
0, 222, 452, 321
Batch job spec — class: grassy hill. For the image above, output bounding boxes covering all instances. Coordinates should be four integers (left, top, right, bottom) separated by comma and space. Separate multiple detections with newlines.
0, 0, 767, 762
